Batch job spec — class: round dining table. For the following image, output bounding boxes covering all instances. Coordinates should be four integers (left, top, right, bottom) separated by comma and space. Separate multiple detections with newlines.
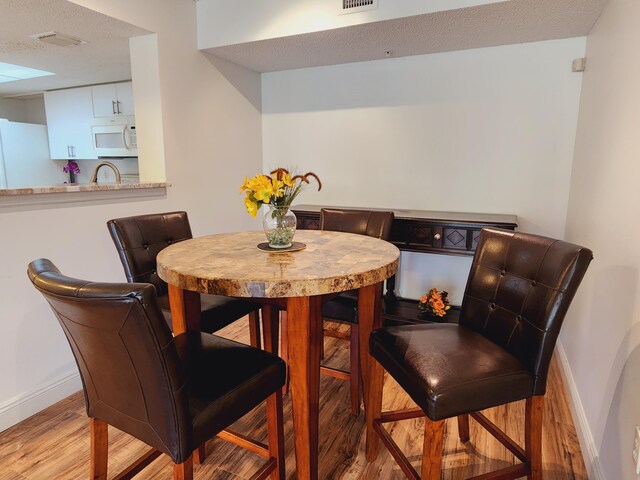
157, 229, 399, 480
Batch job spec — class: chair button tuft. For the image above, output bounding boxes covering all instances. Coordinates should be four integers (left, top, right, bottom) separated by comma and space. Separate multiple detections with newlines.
490, 303, 497, 309
531, 281, 537, 286
501, 270, 506, 276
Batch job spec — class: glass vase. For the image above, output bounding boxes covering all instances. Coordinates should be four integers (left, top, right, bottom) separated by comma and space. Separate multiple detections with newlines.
263, 204, 297, 248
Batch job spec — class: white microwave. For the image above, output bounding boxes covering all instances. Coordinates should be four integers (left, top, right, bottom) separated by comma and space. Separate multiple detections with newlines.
92, 124, 137, 157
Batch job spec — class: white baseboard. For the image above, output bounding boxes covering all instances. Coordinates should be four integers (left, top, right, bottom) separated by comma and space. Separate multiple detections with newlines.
555, 341, 604, 480
0, 370, 81, 433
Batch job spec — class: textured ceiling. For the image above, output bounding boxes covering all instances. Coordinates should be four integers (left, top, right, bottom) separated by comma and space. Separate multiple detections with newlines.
0, 0, 149, 97
203, 0, 608, 72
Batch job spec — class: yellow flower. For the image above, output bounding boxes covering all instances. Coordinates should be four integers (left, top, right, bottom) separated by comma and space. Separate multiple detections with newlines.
248, 175, 276, 203
271, 177, 286, 198
244, 196, 259, 217
281, 170, 294, 187
239, 176, 250, 194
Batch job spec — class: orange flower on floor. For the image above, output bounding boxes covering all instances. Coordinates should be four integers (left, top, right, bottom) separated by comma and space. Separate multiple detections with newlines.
417, 288, 451, 317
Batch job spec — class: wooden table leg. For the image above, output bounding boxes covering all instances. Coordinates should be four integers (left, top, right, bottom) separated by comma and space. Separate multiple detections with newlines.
286, 296, 322, 480
358, 282, 384, 461
168, 284, 201, 334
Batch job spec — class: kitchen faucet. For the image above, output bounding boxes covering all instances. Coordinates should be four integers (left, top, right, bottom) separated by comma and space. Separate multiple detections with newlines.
90, 161, 122, 184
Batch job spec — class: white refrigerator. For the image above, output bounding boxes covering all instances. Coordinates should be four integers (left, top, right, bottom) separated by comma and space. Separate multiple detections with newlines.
0, 119, 62, 189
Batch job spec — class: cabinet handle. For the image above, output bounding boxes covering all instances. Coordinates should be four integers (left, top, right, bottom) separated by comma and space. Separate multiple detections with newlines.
434, 233, 441, 240
66, 145, 70, 157
117, 101, 122, 114
112, 101, 117, 114
71, 145, 75, 157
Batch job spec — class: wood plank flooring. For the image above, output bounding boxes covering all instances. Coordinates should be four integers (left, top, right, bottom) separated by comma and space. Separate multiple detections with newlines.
0, 318, 587, 479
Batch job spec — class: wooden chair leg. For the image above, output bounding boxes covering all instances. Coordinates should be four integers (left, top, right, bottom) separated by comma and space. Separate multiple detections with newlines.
173, 455, 193, 480
350, 324, 360, 416
90, 417, 108, 480
279, 310, 289, 395
525, 395, 544, 480
249, 309, 261, 349
457, 414, 470, 442
193, 445, 205, 465
421, 418, 444, 480
266, 390, 286, 479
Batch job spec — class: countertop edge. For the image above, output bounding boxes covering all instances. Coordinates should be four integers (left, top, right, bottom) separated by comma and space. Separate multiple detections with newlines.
0, 182, 170, 210
0, 182, 170, 196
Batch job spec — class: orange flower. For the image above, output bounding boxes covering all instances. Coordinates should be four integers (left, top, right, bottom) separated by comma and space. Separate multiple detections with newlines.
417, 288, 450, 317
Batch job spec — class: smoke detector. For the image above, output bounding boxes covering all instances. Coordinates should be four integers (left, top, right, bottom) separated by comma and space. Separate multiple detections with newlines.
30, 31, 87, 47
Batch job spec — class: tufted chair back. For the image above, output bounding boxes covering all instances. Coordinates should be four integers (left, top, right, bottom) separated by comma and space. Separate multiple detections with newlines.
27, 258, 192, 463
107, 211, 192, 297
320, 208, 394, 240
459, 228, 593, 394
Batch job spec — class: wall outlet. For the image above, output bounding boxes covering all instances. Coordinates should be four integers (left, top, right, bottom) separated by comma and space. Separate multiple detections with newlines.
633, 426, 640, 475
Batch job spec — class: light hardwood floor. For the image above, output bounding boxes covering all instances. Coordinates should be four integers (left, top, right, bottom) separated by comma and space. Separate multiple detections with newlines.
0, 317, 587, 479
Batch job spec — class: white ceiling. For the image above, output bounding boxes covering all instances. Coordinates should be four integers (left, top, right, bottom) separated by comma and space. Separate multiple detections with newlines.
202, 0, 608, 72
0, 0, 149, 97
0, 0, 608, 98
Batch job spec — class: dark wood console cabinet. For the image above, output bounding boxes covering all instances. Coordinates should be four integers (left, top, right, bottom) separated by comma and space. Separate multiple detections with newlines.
292, 205, 517, 257
292, 204, 518, 324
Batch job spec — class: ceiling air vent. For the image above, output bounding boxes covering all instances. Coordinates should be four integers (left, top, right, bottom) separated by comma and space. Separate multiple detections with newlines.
340, 0, 377, 15
30, 31, 87, 47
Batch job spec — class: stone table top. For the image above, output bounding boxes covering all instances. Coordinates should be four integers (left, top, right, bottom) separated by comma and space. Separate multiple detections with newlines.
157, 230, 400, 298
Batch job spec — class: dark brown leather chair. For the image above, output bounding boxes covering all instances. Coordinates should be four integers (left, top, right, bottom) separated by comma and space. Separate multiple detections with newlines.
367, 228, 593, 479
107, 211, 262, 347
320, 208, 394, 415
28, 259, 285, 480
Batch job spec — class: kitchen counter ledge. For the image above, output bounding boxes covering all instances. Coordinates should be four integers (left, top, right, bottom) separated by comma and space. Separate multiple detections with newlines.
0, 182, 169, 209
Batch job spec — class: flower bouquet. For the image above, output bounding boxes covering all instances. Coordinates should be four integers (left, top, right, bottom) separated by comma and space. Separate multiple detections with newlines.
240, 168, 321, 248
418, 288, 451, 318
63, 160, 80, 184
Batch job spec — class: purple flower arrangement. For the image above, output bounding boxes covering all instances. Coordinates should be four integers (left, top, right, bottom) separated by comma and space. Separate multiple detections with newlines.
63, 160, 80, 184
63, 160, 80, 175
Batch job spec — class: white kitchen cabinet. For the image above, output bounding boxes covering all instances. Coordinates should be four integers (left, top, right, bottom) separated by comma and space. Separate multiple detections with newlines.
44, 87, 97, 160
92, 82, 134, 117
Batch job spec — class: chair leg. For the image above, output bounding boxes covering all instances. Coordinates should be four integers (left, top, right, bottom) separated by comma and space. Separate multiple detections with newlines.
349, 324, 360, 416
266, 390, 286, 479
90, 417, 108, 480
421, 418, 444, 480
457, 414, 470, 442
525, 395, 544, 480
249, 310, 261, 349
193, 445, 205, 465
173, 455, 193, 480
279, 310, 289, 395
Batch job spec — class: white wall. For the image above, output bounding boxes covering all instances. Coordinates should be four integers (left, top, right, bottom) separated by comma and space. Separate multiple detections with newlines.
197, 0, 502, 49
562, 0, 640, 478
0, 0, 262, 431
262, 38, 585, 303
0, 97, 46, 125
23, 96, 46, 125
0, 99, 28, 123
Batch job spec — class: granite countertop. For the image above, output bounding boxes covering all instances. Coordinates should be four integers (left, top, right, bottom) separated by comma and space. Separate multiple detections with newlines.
0, 182, 169, 196
157, 230, 400, 298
